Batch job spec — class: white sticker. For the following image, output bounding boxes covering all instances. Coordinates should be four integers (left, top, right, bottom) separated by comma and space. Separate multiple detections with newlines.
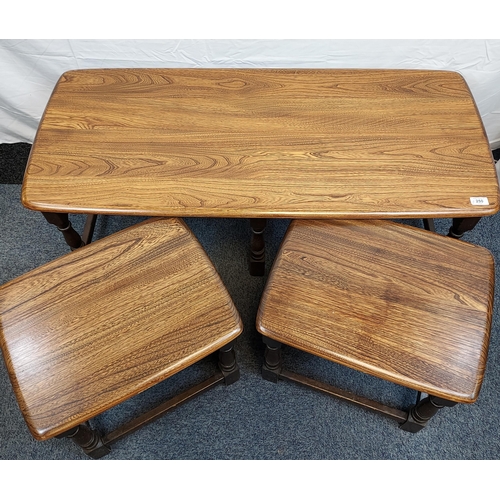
470, 197, 489, 206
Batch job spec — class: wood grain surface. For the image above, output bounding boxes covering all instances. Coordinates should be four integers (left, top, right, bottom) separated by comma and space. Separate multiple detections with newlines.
22, 69, 498, 218
257, 219, 494, 402
0, 218, 242, 439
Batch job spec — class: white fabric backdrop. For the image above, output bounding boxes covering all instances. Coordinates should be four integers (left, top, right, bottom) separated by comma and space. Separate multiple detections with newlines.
1, 39, 499, 148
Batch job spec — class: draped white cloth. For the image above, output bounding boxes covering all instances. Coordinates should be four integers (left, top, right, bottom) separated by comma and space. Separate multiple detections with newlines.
1, 39, 499, 148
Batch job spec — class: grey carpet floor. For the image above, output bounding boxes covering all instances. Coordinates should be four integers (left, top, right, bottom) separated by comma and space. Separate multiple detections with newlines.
1, 171, 500, 459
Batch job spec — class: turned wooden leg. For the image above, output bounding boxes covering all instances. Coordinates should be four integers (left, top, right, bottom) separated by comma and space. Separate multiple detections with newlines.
42, 212, 84, 250
448, 217, 480, 239
400, 394, 457, 433
262, 336, 283, 383
249, 218, 267, 276
218, 342, 240, 385
57, 421, 111, 459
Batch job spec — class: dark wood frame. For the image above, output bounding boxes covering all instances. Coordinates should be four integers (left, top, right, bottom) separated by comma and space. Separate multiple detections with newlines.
261, 338, 456, 433
56, 342, 239, 458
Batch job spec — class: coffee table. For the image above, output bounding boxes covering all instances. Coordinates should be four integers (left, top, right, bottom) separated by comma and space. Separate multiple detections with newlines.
22, 68, 499, 274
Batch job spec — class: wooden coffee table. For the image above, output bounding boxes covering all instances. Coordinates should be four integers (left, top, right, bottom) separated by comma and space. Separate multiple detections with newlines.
22, 69, 499, 273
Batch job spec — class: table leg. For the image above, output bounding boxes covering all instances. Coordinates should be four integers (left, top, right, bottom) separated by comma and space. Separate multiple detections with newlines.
249, 218, 267, 276
262, 336, 283, 383
423, 218, 436, 232
82, 214, 98, 245
57, 422, 110, 459
42, 212, 84, 250
42, 213, 98, 250
218, 341, 240, 385
399, 395, 456, 433
448, 217, 481, 239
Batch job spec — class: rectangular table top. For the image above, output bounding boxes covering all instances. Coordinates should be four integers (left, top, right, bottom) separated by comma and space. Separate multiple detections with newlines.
22, 68, 499, 219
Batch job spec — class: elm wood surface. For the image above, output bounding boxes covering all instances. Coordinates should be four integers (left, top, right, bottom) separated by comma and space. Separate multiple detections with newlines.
0, 217, 243, 441
256, 219, 494, 403
22, 68, 498, 219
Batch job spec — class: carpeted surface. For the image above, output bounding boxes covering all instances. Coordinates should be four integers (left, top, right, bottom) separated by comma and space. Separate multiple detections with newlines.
0, 143, 31, 184
1, 143, 500, 460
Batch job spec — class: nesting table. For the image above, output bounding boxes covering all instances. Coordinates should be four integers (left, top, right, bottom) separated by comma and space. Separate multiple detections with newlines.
22, 68, 499, 274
